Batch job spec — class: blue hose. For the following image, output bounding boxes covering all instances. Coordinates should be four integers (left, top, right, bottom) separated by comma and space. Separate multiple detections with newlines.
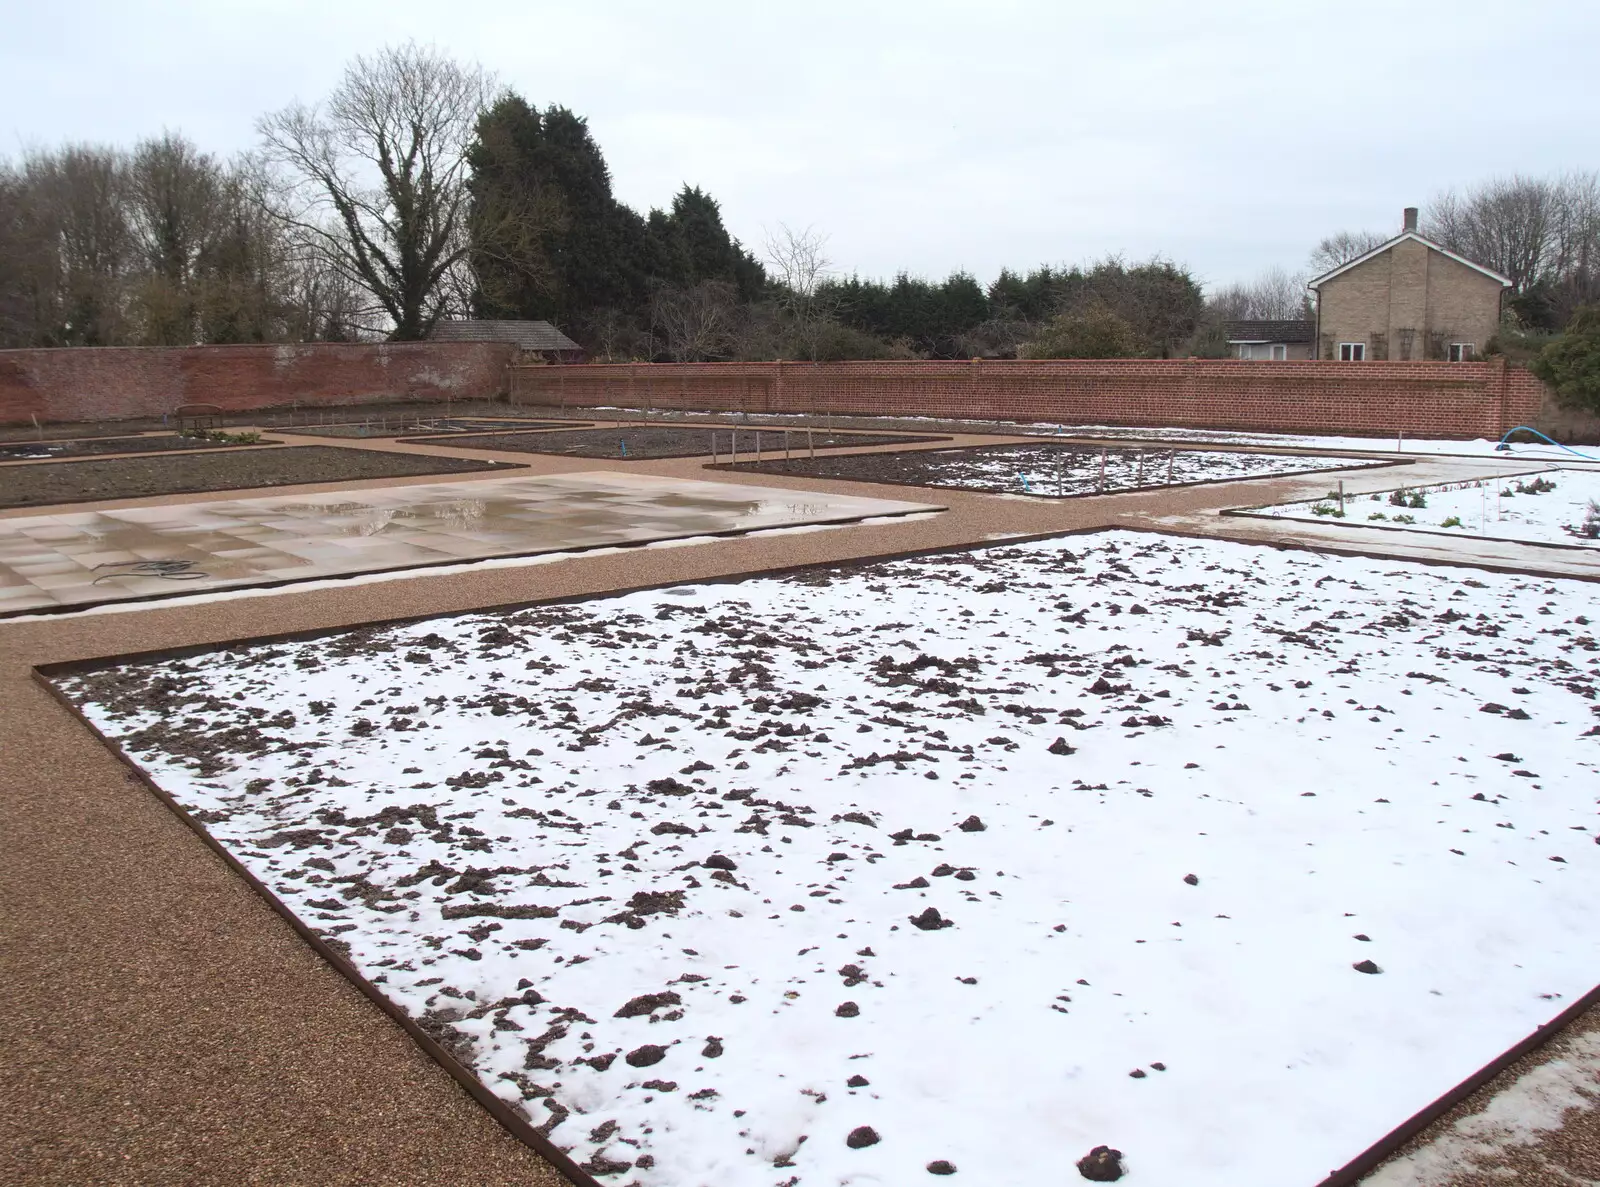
1495, 426, 1599, 461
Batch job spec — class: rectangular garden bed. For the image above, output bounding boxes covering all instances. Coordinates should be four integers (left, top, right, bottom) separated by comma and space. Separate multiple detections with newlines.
0, 446, 519, 510
415, 426, 946, 460
1242, 469, 1600, 549
290, 419, 578, 440
0, 434, 281, 461
50, 532, 1600, 1186
717, 442, 1398, 497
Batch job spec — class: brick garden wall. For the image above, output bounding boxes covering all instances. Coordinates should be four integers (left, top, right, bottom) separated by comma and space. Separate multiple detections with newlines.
0, 341, 515, 426
511, 358, 1552, 440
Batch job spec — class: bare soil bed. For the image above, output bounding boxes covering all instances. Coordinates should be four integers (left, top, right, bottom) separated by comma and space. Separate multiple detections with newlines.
0, 434, 281, 461
56, 532, 1600, 1187
0, 445, 519, 509
289, 418, 576, 440
413, 426, 946, 460
720, 441, 1395, 497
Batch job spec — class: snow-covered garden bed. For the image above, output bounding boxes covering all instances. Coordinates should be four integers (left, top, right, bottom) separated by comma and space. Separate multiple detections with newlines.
1251, 469, 1600, 549
730, 443, 1390, 497
55, 533, 1600, 1186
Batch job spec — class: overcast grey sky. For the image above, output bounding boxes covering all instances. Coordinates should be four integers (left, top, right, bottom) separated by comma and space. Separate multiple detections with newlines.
4, 0, 1597, 292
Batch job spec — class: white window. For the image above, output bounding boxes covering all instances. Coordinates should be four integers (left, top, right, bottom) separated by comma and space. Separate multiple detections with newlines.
1271, 344, 1288, 360
1339, 342, 1365, 361
1448, 342, 1475, 362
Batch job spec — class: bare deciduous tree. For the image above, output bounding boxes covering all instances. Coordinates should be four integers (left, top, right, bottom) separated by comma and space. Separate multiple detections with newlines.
1207, 266, 1310, 320
649, 279, 741, 361
1427, 172, 1600, 314
1308, 229, 1388, 275
764, 222, 833, 359
258, 43, 497, 340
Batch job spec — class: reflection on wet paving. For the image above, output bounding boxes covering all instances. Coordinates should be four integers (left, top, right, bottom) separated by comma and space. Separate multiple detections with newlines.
0, 471, 937, 616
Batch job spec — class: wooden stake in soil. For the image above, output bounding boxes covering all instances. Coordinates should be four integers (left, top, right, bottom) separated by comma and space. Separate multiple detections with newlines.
1136, 451, 1145, 486
808, 428, 815, 459
755, 431, 762, 464
1099, 447, 1107, 491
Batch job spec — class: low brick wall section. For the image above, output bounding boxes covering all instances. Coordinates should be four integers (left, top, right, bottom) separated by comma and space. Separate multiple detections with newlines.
0, 342, 515, 426
511, 358, 1551, 440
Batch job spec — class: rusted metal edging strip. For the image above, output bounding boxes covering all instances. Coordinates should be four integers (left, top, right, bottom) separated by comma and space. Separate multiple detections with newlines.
30, 673, 606, 1187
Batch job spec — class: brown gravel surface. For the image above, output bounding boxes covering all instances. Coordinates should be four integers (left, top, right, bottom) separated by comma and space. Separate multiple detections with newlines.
3, 442, 1594, 1187
0, 445, 520, 510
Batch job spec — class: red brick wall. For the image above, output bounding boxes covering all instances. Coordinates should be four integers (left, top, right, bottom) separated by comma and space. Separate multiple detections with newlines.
0, 342, 515, 426
512, 358, 1550, 440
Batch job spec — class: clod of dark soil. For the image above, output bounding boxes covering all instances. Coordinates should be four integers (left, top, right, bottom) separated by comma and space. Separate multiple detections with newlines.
1047, 737, 1076, 756
702, 854, 737, 870
616, 991, 682, 1018
836, 1001, 861, 1017
1353, 933, 1371, 942
847, 1074, 870, 1087
702, 1036, 724, 1058
1183, 873, 1199, 886
910, 907, 953, 931
957, 815, 986, 832
624, 1043, 667, 1067
1077, 1145, 1126, 1181
1128, 1068, 1146, 1079
846, 1125, 881, 1149
927, 1160, 957, 1175
1353, 960, 1383, 975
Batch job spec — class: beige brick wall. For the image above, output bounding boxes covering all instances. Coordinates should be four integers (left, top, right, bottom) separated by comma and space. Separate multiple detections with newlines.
1424, 251, 1504, 357
1317, 238, 1505, 361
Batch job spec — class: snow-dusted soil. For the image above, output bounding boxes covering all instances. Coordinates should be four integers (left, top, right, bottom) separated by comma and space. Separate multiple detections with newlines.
572, 406, 1600, 464
56, 533, 1600, 1187
1254, 469, 1600, 549
736, 443, 1388, 498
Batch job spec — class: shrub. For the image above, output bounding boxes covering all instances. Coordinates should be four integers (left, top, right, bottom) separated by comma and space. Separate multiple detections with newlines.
1440, 516, 1464, 529
1531, 305, 1600, 414
1020, 301, 1141, 359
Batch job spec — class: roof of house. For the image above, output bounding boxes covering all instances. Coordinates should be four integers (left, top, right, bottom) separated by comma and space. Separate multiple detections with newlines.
1306, 232, 1514, 289
1223, 319, 1315, 344
429, 319, 584, 353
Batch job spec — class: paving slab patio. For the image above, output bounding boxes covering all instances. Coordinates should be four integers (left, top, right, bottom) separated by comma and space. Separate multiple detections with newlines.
0, 471, 936, 617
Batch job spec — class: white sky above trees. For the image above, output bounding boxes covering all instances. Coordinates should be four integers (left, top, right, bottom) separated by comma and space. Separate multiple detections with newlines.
4, 0, 1597, 291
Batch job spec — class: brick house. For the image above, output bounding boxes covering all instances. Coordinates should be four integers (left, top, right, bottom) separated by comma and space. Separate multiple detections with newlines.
1223, 319, 1316, 360
1308, 209, 1511, 362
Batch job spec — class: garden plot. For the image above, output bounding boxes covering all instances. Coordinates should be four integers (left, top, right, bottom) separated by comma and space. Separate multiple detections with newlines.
1253, 469, 1600, 548
726, 442, 1392, 497
55, 533, 1600, 1187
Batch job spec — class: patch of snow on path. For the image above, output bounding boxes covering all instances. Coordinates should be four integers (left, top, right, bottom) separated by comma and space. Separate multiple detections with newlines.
58, 532, 1600, 1187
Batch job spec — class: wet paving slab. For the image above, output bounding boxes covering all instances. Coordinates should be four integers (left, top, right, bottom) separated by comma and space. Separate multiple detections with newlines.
0, 471, 939, 617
